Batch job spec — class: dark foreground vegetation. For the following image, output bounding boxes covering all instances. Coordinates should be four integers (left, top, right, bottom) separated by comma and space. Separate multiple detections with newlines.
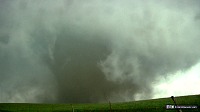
0, 95, 199, 112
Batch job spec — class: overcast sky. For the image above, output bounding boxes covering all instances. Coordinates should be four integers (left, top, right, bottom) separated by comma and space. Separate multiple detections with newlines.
0, 0, 200, 103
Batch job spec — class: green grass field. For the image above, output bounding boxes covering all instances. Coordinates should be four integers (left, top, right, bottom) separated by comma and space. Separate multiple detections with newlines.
0, 95, 199, 112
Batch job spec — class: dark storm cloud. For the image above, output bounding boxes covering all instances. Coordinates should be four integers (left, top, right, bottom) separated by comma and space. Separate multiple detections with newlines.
0, 0, 200, 103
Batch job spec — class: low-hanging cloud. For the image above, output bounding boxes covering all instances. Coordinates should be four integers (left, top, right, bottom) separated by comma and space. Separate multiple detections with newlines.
0, 0, 200, 103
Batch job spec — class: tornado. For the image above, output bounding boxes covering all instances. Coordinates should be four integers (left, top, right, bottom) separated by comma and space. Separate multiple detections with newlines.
0, 0, 200, 103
